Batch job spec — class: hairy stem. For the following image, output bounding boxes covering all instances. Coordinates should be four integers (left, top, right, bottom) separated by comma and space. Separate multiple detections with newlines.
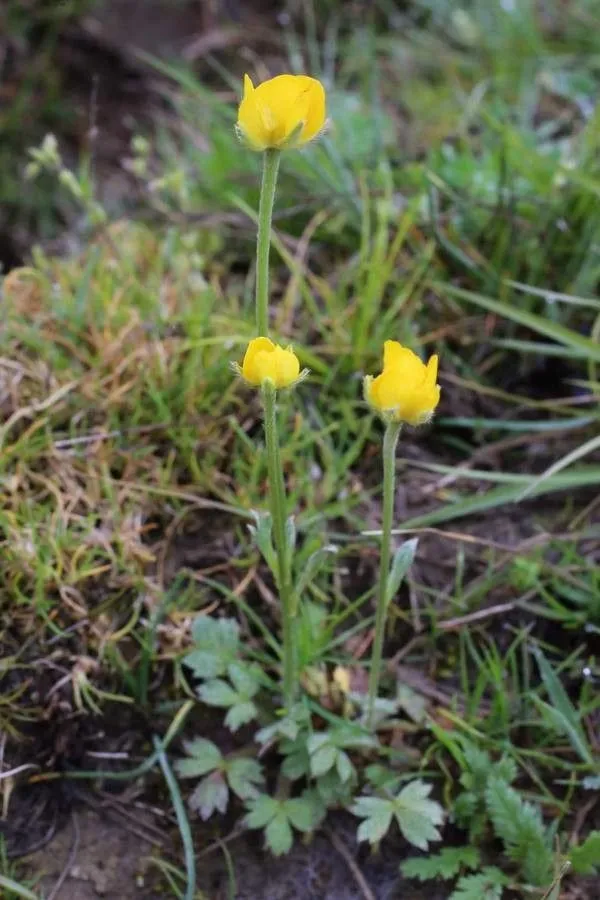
367, 420, 401, 728
262, 382, 296, 707
256, 148, 281, 335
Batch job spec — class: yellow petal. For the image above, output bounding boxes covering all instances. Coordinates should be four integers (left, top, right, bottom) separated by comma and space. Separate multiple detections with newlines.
243, 73, 255, 100
370, 369, 401, 412
300, 79, 326, 143
242, 337, 275, 384
398, 383, 441, 426
426, 354, 439, 384
237, 76, 272, 150
382, 340, 423, 373
273, 345, 300, 387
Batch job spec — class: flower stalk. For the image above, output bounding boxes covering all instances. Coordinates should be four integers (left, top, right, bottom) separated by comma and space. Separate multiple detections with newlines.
234, 73, 327, 706
262, 381, 297, 707
256, 149, 281, 336
367, 420, 402, 729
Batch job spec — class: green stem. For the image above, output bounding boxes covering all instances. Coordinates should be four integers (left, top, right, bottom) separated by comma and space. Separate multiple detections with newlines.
154, 736, 196, 900
262, 382, 296, 707
256, 148, 281, 336
367, 420, 402, 729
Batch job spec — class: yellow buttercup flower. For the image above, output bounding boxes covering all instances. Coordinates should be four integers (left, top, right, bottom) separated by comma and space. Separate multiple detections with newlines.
364, 341, 441, 426
240, 337, 301, 389
236, 74, 326, 151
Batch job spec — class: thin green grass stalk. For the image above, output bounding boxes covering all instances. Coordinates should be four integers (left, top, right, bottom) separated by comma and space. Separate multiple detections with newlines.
256, 149, 281, 335
153, 736, 196, 900
0, 876, 39, 900
367, 420, 401, 728
262, 382, 297, 707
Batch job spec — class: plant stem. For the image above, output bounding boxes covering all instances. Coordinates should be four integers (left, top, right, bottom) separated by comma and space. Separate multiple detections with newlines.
256, 148, 281, 336
367, 420, 401, 729
153, 736, 196, 900
262, 382, 296, 708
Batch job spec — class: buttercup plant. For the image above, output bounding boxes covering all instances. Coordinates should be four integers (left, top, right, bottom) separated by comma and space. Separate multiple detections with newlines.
364, 341, 441, 727
234, 74, 327, 707
182, 71, 446, 861
233, 75, 443, 720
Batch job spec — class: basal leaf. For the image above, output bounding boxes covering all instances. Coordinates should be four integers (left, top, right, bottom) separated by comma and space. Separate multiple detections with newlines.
189, 771, 229, 820
351, 796, 395, 845
224, 700, 258, 732
570, 830, 600, 875
228, 661, 260, 698
449, 868, 507, 900
336, 749, 354, 784
245, 794, 280, 829
401, 846, 481, 880
265, 811, 294, 856
186, 616, 240, 678
198, 679, 238, 707
175, 738, 222, 779
284, 796, 316, 833
227, 758, 264, 800
393, 780, 444, 851
310, 742, 337, 777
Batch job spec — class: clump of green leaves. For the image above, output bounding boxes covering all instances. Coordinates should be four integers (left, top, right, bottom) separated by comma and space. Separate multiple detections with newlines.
448, 739, 555, 888
179, 612, 443, 857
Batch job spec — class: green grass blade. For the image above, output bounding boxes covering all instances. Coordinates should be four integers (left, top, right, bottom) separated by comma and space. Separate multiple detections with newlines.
531, 647, 593, 767
518, 433, 600, 500
505, 280, 600, 311
366, 466, 600, 531
491, 339, 588, 359
0, 876, 40, 900
435, 283, 600, 362
438, 416, 597, 433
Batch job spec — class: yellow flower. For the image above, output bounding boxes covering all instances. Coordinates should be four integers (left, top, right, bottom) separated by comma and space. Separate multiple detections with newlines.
241, 337, 301, 388
364, 341, 441, 426
236, 74, 326, 151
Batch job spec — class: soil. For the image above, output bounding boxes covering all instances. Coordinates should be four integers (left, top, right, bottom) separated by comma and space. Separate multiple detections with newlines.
195, 818, 445, 900
24, 805, 444, 900
27, 810, 158, 900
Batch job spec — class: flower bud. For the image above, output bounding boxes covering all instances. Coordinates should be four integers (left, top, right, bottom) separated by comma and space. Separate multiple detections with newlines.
364, 341, 441, 426
240, 337, 301, 389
